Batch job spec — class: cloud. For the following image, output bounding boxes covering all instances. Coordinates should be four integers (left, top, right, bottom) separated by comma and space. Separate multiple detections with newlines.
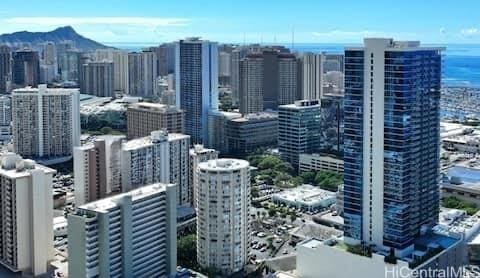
461, 28, 480, 36
2, 17, 189, 27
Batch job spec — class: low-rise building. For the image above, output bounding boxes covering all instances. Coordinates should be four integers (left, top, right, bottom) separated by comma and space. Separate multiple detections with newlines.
299, 153, 344, 174
225, 112, 278, 155
441, 165, 480, 206
296, 234, 465, 278
271, 184, 336, 212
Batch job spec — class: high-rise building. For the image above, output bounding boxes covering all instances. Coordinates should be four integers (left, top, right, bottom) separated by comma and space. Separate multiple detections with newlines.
262, 49, 298, 110
301, 53, 324, 100
81, 61, 115, 97
0, 96, 12, 142
218, 51, 231, 86
189, 145, 218, 208
196, 159, 251, 275
42, 42, 57, 66
121, 130, 191, 206
95, 49, 129, 94
319, 93, 344, 156
278, 100, 321, 168
77, 53, 91, 94
11, 85, 81, 164
323, 53, 344, 73
68, 183, 177, 278
127, 102, 184, 139
277, 53, 298, 106
121, 131, 169, 192
58, 49, 80, 82
128, 51, 157, 97
0, 45, 11, 93
0, 153, 56, 276
230, 48, 248, 106
73, 135, 125, 205
237, 48, 298, 112
343, 38, 442, 253
168, 132, 191, 206
239, 53, 264, 114
12, 50, 40, 88
149, 43, 176, 76
175, 38, 218, 144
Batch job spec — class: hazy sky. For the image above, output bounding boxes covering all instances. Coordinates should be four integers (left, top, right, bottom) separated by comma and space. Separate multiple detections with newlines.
1, 0, 480, 44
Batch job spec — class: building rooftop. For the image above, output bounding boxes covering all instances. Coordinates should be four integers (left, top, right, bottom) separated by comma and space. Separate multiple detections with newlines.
198, 158, 249, 172
12, 84, 79, 95
442, 165, 480, 190
346, 38, 445, 52
80, 95, 142, 115
78, 183, 172, 213
129, 102, 183, 113
435, 208, 480, 243
230, 112, 278, 123
279, 100, 321, 110
0, 152, 56, 179
190, 144, 217, 155
272, 184, 336, 206
122, 131, 189, 151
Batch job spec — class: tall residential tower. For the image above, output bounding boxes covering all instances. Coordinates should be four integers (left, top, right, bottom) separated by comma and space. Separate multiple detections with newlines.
343, 38, 442, 253
175, 38, 218, 144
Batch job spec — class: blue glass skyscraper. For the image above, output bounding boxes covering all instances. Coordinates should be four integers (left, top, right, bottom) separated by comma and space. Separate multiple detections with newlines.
343, 39, 443, 253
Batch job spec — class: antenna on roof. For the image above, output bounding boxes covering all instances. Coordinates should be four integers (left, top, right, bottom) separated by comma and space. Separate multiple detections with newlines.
291, 25, 295, 50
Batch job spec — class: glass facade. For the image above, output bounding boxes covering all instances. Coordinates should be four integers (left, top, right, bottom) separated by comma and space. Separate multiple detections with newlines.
343, 50, 365, 241
343, 47, 442, 250
319, 94, 344, 157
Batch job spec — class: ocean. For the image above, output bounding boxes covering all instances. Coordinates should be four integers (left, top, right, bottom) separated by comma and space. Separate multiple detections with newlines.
105, 42, 480, 87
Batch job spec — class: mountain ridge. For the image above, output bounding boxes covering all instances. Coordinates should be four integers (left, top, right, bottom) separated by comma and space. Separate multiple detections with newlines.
0, 26, 109, 51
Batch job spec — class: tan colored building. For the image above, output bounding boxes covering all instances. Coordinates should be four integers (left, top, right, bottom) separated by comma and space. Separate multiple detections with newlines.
127, 102, 184, 139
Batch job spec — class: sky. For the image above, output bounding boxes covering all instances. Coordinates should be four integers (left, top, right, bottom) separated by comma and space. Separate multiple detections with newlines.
0, 0, 480, 44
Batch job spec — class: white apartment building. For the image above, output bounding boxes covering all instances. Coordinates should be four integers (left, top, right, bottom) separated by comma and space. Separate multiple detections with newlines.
0, 153, 56, 276
196, 159, 251, 275
189, 144, 218, 208
121, 130, 191, 206
73, 135, 125, 206
68, 183, 177, 278
11, 84, 80, 164
301, 52, 324, 100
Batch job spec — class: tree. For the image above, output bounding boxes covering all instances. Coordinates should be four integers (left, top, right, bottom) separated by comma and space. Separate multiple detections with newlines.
258, 156, 283, 170
274, 162, 294, 174
314, 170, 342, 191
442, 196, 479, 215
268, 207, 277, 217
177, 234, 198, 269
300, 171, 316, 184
